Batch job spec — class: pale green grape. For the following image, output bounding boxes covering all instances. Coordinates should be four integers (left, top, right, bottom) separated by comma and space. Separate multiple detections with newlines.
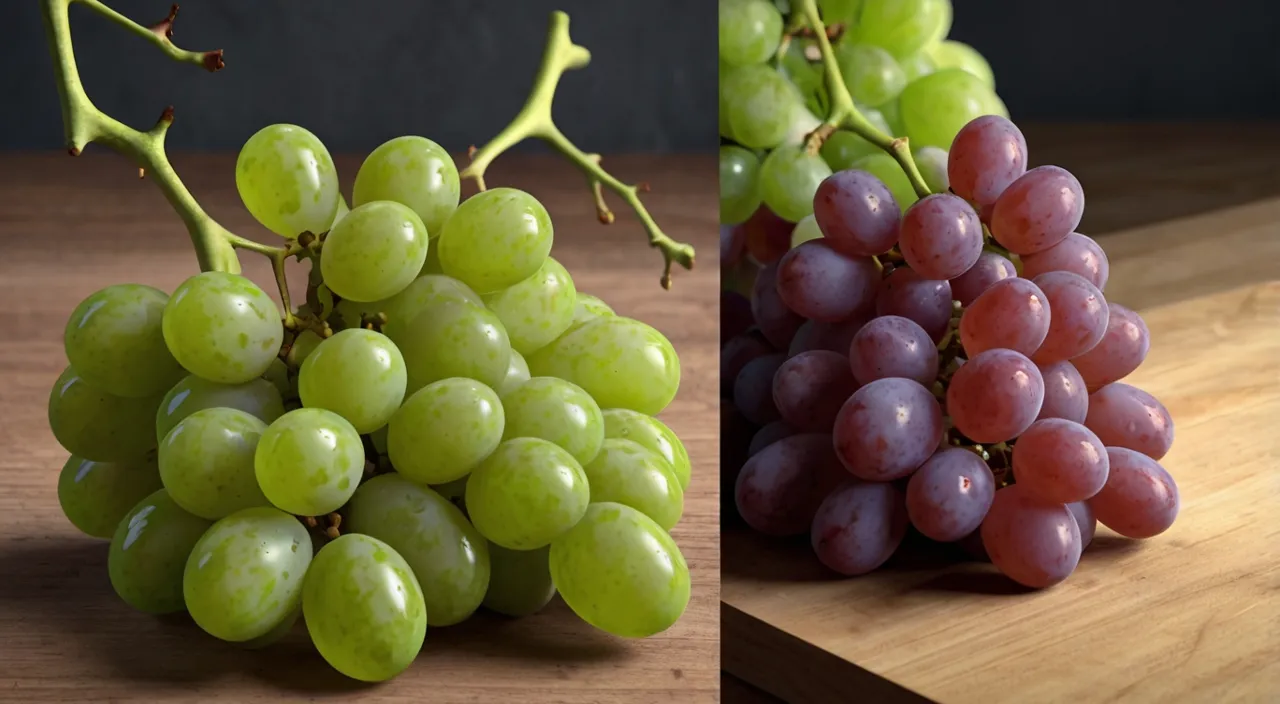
926, 39, 995, 88
924, 0, 953, 47
778, 39, 829, 119
501, 377, 604, 465
720, 146, 762, 225
549, 502, 690, 638
387, 378, 504, 485
156, 374, 284, 442
899, 51, 936, 82
819, 108, 893, 171
320, 201, 429, 303
49, 366, 163, 462
303, 534, 426, 682
235, 124, 339, 238
184, 506, 312, 642
790, 214, 824, 248
915, 145, 950, 194
852, 153, 918, 208
483, 545, 555, 618
284, 329, 324, 367
601, 409, 692, 491
718, 0, 783, 67
159, 408, 268, 520
818, 0, 864, 26
528, 317, 680, 416
880, 97, 906, 137
836, 44, 907, 108
568, 293, 615, 333
370, 424, 389, 454
327, 194, 350, 230
240, 608, 300, 650
899, 68, 1003, 149
108, 488, 212, 613
482, 258, 576, 356
437, 187, 553, 294
352, 136, 460, 236
345, 474, 491, 626
431, 476, 468, 501
64, 284, 185, 398
718, 61, 736, 140
465, 438, 589, 550
419, 243, 444, 276
721, 64, 805, 150
397, 300, 512, 392
583, 439, 684, 531
58, 453, 162, 539
758, 144, 833, 223
334, 298, 388, 330
262, 358, 290, 399
849, 0, 949, 58
496, 349, 531, 397
162, 272, 283, 384
380, 274, 482, 341
298, 328, 407, 433
254, 408, 364, 516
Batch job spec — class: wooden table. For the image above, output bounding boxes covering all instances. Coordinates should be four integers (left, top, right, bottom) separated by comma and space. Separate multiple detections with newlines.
0, 152, 720, 703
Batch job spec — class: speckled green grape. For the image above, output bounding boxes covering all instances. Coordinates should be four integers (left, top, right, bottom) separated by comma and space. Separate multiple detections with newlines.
496, 349, 531, 397
108, 489, 213, 614
852, 153, 919, 208
353, 136, 460, 237
235, 124, 340, 238
465, 438, 589, 550
302, 534, 427, 682
64, 284, 185, 398
482, 258, 576, 356
914, 146, 950, 194
601, 409, 692, 491
567, 293, 616, 334
155, 375, 284, 443
582, 440, 684, 531
758, 144, 833, 223
183, 506, 312, 642
848, 0, 949, 59
158, 408, 268, 520
501, 377, 604, 466
819, 107, 894, 171
899, 68, 1003, 150
483, 545, 555, 618
298, 329, 407, 433
162, 272, 283, 385
327, 194, 350, 230
321, 201, 429, 303
387, 378, 504, 485
397, 300, 512, 393
719, 146, 762, 226
721, 63, 804, 150
380, 274, 483, 342
262, 358, 290, 399
58, 453, 162, 538
438, 187, 553, 294
718, 0, 783, 67
254, 408, 364, 516
345, 474, 491, 626
49, 366, 163, 462
549, 502, 690, 638
925, 40, 995, 88
836, 44, 907, 109
528, 317, 680, 416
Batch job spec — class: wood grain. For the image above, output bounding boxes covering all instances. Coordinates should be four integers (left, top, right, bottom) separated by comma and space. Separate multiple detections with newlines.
0, 152, 721, 703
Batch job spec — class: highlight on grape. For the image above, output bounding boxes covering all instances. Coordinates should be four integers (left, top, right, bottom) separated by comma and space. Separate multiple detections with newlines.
721, 0, 1177, 589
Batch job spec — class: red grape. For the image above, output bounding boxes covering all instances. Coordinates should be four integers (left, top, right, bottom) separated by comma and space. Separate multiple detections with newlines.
1030, 271, 1109, 363
981, 484, 1082, 588
1037, 360, 1089, 423
1085, 383, 1174, 460
876, 267, 953, 342
905, 448, 996, 542
1088, 447, 1179, 539
947, 348, 1044, 443
811, 481, 908, 576
733, 353, 786, 425
848, 315, 939, 386
1067, 501, 1096, 549
744, 206, 793, 264
751, 260, 805, 348
721, 223, 746, 269
1012, 419, 1110, 504
1071, 303, 1150, 391
899, 194, 984, 280
721, 290, 754, 345
788, 316, 868, 357
748, 421, 799, 457
950, 251, 1017, 306
772, 351, 858, 431
833, 377, 943, 481
721, 331, 773, 397
959, 277, 1051, 358
1020, 232, 1110, 290
775, 240, 878, 322
735, 434, 846, 536
947, 115, 1028, 207
813, 170, 902, 257
990, 166, 1084, 255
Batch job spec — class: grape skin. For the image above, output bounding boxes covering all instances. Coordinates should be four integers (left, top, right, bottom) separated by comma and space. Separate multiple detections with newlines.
1071, 303, 1150, 391
735, 433, 845, 536
946, 349, 1044, 444
108, 489, 212, 614
718, 0, 783, 67
64, 284, 185, 398
949, 251, 1017, 306
899, 69, 1003, 150
1021, 232, 1110, 291
720, 145, 763, 225
1085, 383, 1174, 460
751, 261, 805, 348
851, 153, 918, 209
159, 408, 269, 520
320, 201, 429, 303
899, 194, 984, 280
772, 350, 858, 432
849, 315, 938, 386
254, 408, 365, 516
482, 257, 577, 356
600, 409, 693, 491
722, 290, 755, 345
379, 274, 483, 342
836, 43, 906, 108
758, 145, 833, 223
789, 214, 823, 249
905, 448, 995, 542
571, 293, 615, 331
747, 421, 798, 457
1036, 360, 1089, 423
1011, 419, 1110, 504
235, 124, 339, 239
155, 375, 284, 442
352, 135, 460, 236
833, 377, 944, 482
959, 277, 1051, 358
813, 170, 901, 257
744, 206, 794, 265
876, 267, 953, 343
483, 544, 555, 618
722, 331, 775, 397
387, 378, 504, 485
299, 328, 408, 433
1067, 501, 1097, 549
1088, 447, 1179, 539
502, 377, 604, 466
733, 353, 786, 426
397, 300, 513, 393
788, 316, 868, 358
913, 146, 950, 194
981, 484, 1082, 588
927, 40, 995, 88
466, 438, 589, 550
1030, 271, 1110, 364
990, 166, 1085, 255
819, 113, 892, 171
162, 272, 284, 385
775, 240, 878, 322
811, 481, 909, 576
58, 454, 162, 539
583, 439, 684, 531
947, 115, 1028, 207
851, 0, 948, 58
437, 187, 553, 294
721, 64, 804, 150
49, 366, 163, 462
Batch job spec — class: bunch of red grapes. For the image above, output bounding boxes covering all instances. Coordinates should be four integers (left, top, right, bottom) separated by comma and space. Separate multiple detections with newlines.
721, 115, 1177, 589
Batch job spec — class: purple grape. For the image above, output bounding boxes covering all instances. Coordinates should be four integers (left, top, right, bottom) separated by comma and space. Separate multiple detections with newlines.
751, 260, 805, 349
1037, 360, 1089, 423
981, 484, 1082, 588
1085, 383, 1174, 461
899, 194, 984, 280
959, 277, 1051, 358
812, 170, 902, 257
775, 240, 879, 322
990, 166, 1085, 255
848, 315, 939, 386
875, 267, 953, 342
948, 115, 1029, 207
788, 316, 868, 357
1088, 447, 1178, 539
1030, 271, 1109, 364
811, 481, 908, 576
949, 251, 1017, 306
1021, 232, 1110, 291
748, 421, 799, 456
733, 353, 786, 425
1067, 501, 1096, 549
1012, 419, 1110, 504
735, 434, 846, 536
946, 348, 1044, 443
1071, 303, 1150, 391
721, 331, 774, 397
905, 448, 996, 542
721, 290, 754, 345
721, 223, 746, 269
833, 377, 943, 482
772, 351, 858, 432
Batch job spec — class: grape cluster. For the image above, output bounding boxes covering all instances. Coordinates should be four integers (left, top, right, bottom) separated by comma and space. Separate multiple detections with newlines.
53, 123, 693, 681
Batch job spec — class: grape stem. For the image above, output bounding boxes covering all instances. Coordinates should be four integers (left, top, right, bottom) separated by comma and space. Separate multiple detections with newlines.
459, 11, 696, 289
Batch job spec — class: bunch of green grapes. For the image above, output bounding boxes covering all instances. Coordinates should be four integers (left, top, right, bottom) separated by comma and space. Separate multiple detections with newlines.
52, 122, 694, 682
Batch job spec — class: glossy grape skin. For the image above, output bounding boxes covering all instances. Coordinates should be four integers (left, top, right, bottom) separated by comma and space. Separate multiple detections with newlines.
492, 349, 531, 399
733, 353, 786, 426
387, 378, 503, 485
352, 135, 460, 236
751, 261, 804, 349
720, 145, 763, 225
108, 489, 213, 614
990, 166, 1085, 255
49, 366, 163, 462
759, 145, 833, 223
899, 69, 1003, 150
850, 0, 949, 58
321, 201, 429, 303
572, 293, 615, 329
926, 40, 995, 88
345, 474, 491, 627
811, 481, 908, 575
285, 329, 326, 368
58, 454, 162, 539
155, 375, 284, 442
876, 267, 953, 342
718, 0, 783, 66
262, 358, 290, 400
254, 408, 364, 516
947, 115, 1028, 206
721, 64, 804, 150
899, 194, 984, 280
303, 534, 427, 682
1067, 501, 1097, 549
438, 187, 553, 294
1071, 303, 1150, 391
550, 502, 689, 638
483, 545, 555, 618
722, 331, 774, 397
851, 153, 918, 208
502, 377, 604, 466
601, 409, 692, 491
1030, 271, 1110, 364
833, 378, 943, 482
374, 275, 483, 345
1021, 232, 1110, 291
748, 421, 798, 456
162, 272, 284, 385
789, 214, 823, 248
947, 349, 1045, 443
849, 315, 939, 386
950, 251, 1017, 306
960, 277, 1051, 358
1089, 448, 1179, 539
788, 316, 868, 358
819, 112, 893, 171
397, 300, 512, 393
836, 43, 906, 107
527, 317, 680, 416
1037, 360, 1089, 423
1085, 383, 1174, 461
299, 329, 407, 433
466, 438, 589, 550
583, 439, 684, 531
775, 240, 879, 322
235, 124, 339, 238
914, 146, 950, 194
158, 408, 269, 520
899, 51, 936, 82
981, 484, 1081, 588
905, 448, 996, 541
64, 284, 185, 398
482, 257, 576, 356
772, 351, 858, 432
1012, 419, 1110, 504
735, 433, 844, 535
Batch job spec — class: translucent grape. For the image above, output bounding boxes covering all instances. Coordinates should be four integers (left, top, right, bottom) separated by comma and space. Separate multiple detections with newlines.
990, 166, 1085, 255
162, 272, 283, 385
352, 135, 460, 236
1021, 232, 1110, 290
328, 194, 350, 230
899, 194, 983, 280
1067, 501, 1097, 549
775, 240, 879, 322
722, 331, 775, 397
1070, 303, 1150, 390
49, 366, 163, 462
899, 51, 936, 82
849, 315, 938, 386
721, 64, 804, 150
947, 115, 1028, 206
285, 329, 325, 367
733, 353, 786, 426
254, 408, 364, 516
1085, 383, 1174, 460
158, 408, 268, 520
64, 284, 185, 398
914, 146, 950, 194
850, 0, 949, 58
718, 0, 783, 66
905, 448, 995, 541
811, 481, 908, 575
1030, 271, 1109, 363
108, 489, 212, 613
758, 145, 833, 223
484, 545, 555, 618
235, 124, 339, 238
386, 377, 503, 485
744, 205, 795, 264
502, 377, 603, 465
836, 43, 906, 107
1088, 448, 1179, 539
380, 274, 483, 342
788, 316, 868, 358
1037, 360, 1089, 423
789, 214, 823, 248
851, 153, 918, 208
748, 421, 798, 456
899, 69, 1003, 150
438, 187, 553, 294
819, 111, 893, 171
959, 277, 1051, 357
298, 329, 407, 433
262, 358, 290, 399
583, 439, 684, 531
465, 438, 589, 550
949, 251, 1017, 306
772, 351, 858, 432
879, 97, 907, 137
58, 453, 162, 539
1012, 419, 1110, 504
735, 433, 844, 535
812, 168, 901, 258
155, 375, 284, 442
981, 484, 1081, 588
833, 377, 943, 481
431, 477, 468, 502
601, 409, 692, 491
751, 261, 804, 348
482, 257, 576, 355
926, 40, 995, 88
320, 201, 429, 303
496, 349, 531, 397
397, 300, 512, 392
720, 145, 763, 225
876, 267, 953, 342
946, 349, 1044, 443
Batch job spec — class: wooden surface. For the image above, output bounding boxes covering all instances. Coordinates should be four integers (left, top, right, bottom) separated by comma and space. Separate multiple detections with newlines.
0, 152, 720, 703
722, 197, 1280, 703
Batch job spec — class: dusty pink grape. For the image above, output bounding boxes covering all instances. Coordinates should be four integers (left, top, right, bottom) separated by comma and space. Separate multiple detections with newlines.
898, 194, 984, 280
1088, 447, 1178, 539
1020, 232, 1110, 290
812, 170, 902, 257
981, 484, 1082, 588
833, 377, 943, 482
950, 252, 1017, 306
946, 348, 1044, 443
1071, 303, 1150, 391
775, 241, 878, 322
751, 260, 805, 349
1086, 383, 1174, 460
876, 267, 953, 343
1037, 360, 1089, 423
772, 351, 858, 432
1012, 419, 1110, 503
947, 115, 1028, 206
905, 448, 996, 542
811, 481, 908, 576
990, 166, 1084, 255
788, 316, 868, 357
1030, 271, 1109, 363
735, 434, 846, 536
848, 315, 938, 386
959, 277, 1051, 358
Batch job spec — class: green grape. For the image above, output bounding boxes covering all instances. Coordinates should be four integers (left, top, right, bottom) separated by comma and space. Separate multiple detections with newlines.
235, 124, 340, 238
345, 474, 491, 626
64, 284, 185, 398
240, 608, 300, 650
496, 348, 531, 397
925, 39, 994, 88
923, 0, 954, 48
380, 274, 482, 341
370, 424, 389, 454
719, 146, 762, 225
501, 377, 604, 465
162, 272, 283, 385
900, 68, 1003, 149
254, 408, 364, 516
601, 409, 692, 490
718, 0, 783, 67
465, 438, 589, 550
791, 214, 824, 248
387, 378, 504, 485
549, 502, 690, 638
758, 144, 833, 223
284, 329, 324, 368
303, 534, 426, 682
328, 194, 350, 231
108, 488, 212, 613
58, 453, 162, 539
819, 108, 892, 170
184, 506, 312, 642
899, 51, 936, 82
718, 61, 736, 140
819, 0, 864, 26
262, 358, 290, 399
431, 476, 468, 501
481, 258, 576, 356
914, 145, 950, 194
583, 439, 684, 531
419, 243, 444, 276
721, 64, 804, 150
528, 317, 680, 416
778, 39, 830, 119
49, 366, 163, 462
483, 544, 555, 618
438, 187, 553, 294
397, 300, 512, 392
156, 374, 284, 442
568, 293, 615, 333
849, 0, 949, 58
159, 408, 268, 520
852, 153, 919, 208
320, 201, 429, 303
352, 136, 460, 237
879, 97, 906, 137
298, 328, 407, 433
836, 44, 907, 108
